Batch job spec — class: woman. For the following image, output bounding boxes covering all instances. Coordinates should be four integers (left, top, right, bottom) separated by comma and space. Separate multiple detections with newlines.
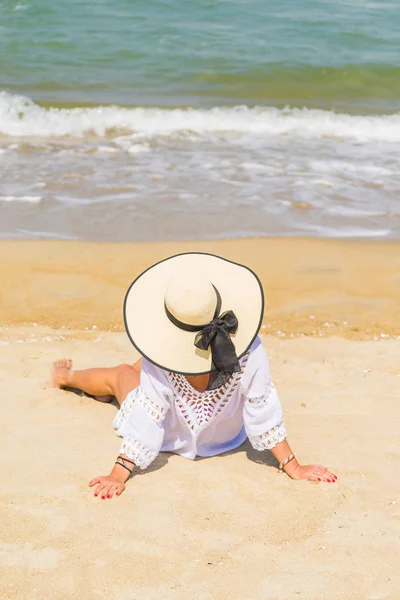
52, 252, 337, 500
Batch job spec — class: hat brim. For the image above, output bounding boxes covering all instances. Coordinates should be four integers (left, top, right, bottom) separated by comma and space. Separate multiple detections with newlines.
124, 252, 264, 375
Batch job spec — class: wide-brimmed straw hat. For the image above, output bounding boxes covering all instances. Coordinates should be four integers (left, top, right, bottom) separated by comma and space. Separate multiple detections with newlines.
124, 252, 264, 378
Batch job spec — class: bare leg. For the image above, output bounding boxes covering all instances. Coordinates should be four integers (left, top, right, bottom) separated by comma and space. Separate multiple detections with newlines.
51, 359, 141, 404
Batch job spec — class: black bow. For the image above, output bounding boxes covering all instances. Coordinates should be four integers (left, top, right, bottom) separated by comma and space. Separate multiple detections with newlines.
164, 286, 241, 389
194, 310, 240, 375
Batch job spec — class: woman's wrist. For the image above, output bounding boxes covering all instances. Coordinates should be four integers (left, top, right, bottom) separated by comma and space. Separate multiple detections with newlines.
282, 457, 300, 477
110, 463, 132, 483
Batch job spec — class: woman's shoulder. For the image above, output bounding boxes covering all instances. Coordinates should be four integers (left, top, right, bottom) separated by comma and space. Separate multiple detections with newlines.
239, 336, 272, 395
241, 335, 270, 379
140, 357, 173, 392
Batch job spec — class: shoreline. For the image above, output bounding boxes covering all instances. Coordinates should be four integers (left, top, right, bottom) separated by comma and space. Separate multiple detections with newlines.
1, 238, 399, 340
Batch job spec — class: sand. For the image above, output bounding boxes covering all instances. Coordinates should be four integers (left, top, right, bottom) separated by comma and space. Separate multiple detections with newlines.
1, 238, 399, 339
0, 238, 399, 600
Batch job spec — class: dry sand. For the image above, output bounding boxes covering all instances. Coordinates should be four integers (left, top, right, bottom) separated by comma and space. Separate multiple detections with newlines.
0, 238, 399, 600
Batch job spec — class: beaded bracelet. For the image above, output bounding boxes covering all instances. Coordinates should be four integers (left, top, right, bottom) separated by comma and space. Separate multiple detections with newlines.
278, 453, 295, 471
118, 455, 135, 467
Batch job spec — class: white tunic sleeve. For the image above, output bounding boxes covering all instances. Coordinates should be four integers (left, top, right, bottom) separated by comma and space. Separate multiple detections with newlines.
241, 337, 287, 451
113, 359, 172, 469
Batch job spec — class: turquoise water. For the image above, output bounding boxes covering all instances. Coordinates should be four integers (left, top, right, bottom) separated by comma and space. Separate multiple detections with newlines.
2, 0, 400, 110
1, 0, 400, 241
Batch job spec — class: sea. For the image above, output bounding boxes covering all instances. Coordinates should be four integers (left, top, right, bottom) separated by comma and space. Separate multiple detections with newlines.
1, 0, 399, 241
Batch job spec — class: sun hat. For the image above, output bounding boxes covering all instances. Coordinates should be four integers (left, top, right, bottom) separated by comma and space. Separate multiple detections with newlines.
124, 252, 264, 386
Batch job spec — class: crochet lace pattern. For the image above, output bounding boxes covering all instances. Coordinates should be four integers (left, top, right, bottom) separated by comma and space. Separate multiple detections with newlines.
246, 382, 286, 450
119, 437, 157, 470
167, 352, 250, 434
248, 421, 287, 450
113, 386, 164, 469
246, 380, 275, 405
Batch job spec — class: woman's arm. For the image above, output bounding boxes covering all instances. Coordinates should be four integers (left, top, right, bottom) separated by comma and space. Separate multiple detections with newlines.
242, 341, 337, 483
269, 438, 337, 482
89, 454, 135, 499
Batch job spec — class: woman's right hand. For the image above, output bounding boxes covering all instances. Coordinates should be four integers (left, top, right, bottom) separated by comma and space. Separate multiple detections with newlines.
89, 475, 126, 499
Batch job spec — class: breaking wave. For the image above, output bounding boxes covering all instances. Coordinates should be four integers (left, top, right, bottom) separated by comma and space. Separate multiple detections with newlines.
1, 91, 400, 143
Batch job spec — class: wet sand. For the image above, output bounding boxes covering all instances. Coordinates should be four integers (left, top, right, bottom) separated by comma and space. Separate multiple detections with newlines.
0, 238, 399, 339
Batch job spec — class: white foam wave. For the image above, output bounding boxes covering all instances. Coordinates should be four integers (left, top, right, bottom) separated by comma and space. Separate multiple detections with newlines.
0, 195, 42, 203
1, 91, 400, 143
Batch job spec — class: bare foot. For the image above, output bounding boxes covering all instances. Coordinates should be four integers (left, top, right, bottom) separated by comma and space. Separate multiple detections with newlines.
51, 360, 114, 402
51, 358, 73, 388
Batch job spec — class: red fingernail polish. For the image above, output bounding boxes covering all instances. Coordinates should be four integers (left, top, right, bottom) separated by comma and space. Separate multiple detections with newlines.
107, 495, 110, 498
116, 492, 119, 496
101, 496, 105, 499
318, 478, 321, 481
94, 494, 98, 497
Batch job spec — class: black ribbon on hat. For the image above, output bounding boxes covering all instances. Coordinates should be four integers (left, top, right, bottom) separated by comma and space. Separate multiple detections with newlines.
164, 285, 241, 389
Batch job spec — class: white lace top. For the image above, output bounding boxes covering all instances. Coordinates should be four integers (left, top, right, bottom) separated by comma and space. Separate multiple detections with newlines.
113, 337, 286, 469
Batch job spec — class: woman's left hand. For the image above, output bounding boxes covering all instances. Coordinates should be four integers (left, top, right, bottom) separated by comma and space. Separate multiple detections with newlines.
287, 463, 337, 482
89, 475, 126, 499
